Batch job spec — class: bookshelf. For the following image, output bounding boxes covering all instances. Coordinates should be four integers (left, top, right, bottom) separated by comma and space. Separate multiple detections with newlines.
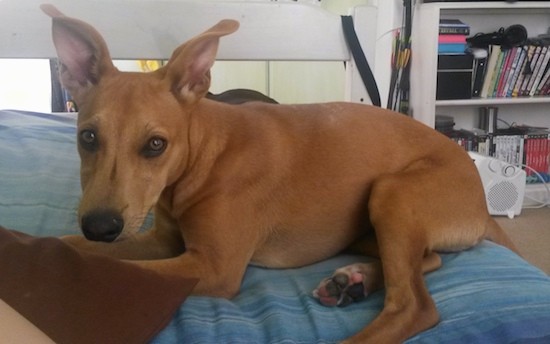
410, 1, 550, 204
411, 1, 550, 127
436, 97, 550, 107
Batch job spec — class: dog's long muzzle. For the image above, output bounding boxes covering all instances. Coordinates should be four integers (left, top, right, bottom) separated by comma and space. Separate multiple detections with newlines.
81, 209, 124, 242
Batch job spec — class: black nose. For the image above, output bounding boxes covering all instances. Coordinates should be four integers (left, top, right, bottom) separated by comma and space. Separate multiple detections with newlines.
81, 209, 124, 242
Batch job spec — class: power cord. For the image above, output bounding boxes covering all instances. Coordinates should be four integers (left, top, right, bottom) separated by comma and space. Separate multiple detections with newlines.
519, 164, 550, 209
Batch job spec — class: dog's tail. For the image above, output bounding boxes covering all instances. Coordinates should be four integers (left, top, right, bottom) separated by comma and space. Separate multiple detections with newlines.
484, 217, 521, 256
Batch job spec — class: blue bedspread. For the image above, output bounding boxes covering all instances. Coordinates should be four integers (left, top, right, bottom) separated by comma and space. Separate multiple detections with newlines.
0, 110, 80, 237
154, 243, 550, 344
2, 109, 550, 343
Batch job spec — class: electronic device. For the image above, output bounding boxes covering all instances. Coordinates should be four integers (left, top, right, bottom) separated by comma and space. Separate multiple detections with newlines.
467, 24, 528, 49
468, 152, 526, 219
437, 54, 474, 100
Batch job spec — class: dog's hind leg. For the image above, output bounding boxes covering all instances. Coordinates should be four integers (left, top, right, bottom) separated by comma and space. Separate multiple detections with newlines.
340, 155, 492, 343
341, 173, 440, 343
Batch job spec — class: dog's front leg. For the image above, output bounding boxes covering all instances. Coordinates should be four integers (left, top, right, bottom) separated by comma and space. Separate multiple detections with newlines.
61, 225, 184, 260
62, 233, 247, 298
131, 249, 249, 298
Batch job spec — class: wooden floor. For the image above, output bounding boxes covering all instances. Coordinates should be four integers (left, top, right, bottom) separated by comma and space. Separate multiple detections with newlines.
496, 207, 550, 275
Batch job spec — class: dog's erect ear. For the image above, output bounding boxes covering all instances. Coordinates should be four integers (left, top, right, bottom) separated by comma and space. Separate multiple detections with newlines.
164, 20, 239, 104
41, 4, 117, 104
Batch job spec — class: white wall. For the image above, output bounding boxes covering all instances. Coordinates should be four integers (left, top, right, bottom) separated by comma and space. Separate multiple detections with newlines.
0, 59, 51, 112
210, 0, 406, 105
209, 0, 377, 104
0, 0, 401, 110
0, 60, 147, 112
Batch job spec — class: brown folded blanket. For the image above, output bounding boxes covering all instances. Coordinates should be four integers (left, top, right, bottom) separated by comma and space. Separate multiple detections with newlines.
0, 226, 197, 344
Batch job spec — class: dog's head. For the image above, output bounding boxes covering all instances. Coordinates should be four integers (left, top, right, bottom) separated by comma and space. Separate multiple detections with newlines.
42, 4, 238, 242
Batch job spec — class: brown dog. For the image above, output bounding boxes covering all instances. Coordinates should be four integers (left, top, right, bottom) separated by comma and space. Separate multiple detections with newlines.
42, 4, 519, 343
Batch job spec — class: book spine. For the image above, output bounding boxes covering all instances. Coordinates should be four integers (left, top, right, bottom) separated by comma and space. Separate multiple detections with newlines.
501, 47, 521, 97
526, 46, 548, 95
519, 135, 525, 168
481, 45, 501, 98
447, 131, 548, 178
438, 43, 467, 54
496, 48, 516, 97
512, 45, 530, 97
535, 63, 550, 95
530, 47, 550, 96
489, 49, 507, 97
520, 45, 542, 96
524, 135, 531, 175
507, 47, 527, 97
439, 27, 470, 35
438, 34, 467, 44
536, 135, 543, 173
540, 75, 550, 95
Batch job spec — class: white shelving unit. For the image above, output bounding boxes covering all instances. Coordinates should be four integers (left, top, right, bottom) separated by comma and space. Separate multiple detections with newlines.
410, 1, 550, 127
410, 1, 550, 206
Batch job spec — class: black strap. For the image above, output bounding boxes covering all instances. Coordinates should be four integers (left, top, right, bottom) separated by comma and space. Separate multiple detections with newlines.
341, 15, 381, 107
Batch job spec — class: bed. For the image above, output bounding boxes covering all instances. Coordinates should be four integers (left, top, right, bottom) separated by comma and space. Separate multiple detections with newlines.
1, 1, 550, 343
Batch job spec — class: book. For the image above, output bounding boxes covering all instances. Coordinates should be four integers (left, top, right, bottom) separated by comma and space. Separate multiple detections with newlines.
480, 45, 501, 98
523, 132, 550, 176
494, 135, 523, 165
506, 47, 527, 97
439, 19, 470, 35
438, 43, 467, 54
536, 65, 550, 95
478, 44, 550, 98
534, 60, 550, 95
437, 20, 469, 57
529, 46, 550, 96
495, 47, 517, 97
447, 130, 550, 179
501, 47, 523, 97
438, 35, 467, 44
520, 45, 542, 96
488, 48, 508, 97
512, 45, 532, 97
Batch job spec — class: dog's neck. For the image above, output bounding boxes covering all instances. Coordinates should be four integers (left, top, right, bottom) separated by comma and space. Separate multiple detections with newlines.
166, 99, 246, 216
181, 99, 235, 171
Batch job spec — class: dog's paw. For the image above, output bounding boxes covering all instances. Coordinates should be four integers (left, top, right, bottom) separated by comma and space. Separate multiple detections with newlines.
313, 261, 384, 307
313, 271, 366, 307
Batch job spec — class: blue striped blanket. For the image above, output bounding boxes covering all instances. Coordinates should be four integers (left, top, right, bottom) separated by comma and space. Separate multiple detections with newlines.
1, 110, 550, 343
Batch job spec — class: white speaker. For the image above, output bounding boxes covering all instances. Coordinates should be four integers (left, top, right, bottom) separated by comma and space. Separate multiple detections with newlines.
468, 152, 526, 219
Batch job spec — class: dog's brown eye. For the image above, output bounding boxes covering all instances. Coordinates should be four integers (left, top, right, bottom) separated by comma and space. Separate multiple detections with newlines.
142, 137, 167, 158
150, 138, 165, 151
79, 129, 98, 152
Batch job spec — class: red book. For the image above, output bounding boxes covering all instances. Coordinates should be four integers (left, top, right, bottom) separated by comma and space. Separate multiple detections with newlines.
524, 135, 535, 176
438, 34, 466, 44
544, 136, 550, 174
